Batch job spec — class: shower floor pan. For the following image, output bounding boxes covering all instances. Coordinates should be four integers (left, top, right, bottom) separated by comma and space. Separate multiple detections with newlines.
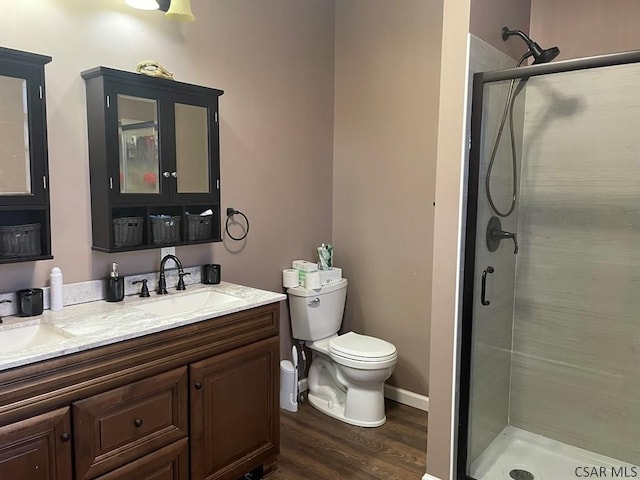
470, 426, 638, 480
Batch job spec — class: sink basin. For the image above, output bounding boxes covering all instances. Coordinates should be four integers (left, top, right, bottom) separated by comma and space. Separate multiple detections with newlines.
134, 290, 242, 316
0, 323, 75, 353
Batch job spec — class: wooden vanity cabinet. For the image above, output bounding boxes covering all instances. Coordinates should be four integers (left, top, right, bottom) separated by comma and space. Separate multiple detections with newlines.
0, 407, 73, 479
0, 303, 280, 480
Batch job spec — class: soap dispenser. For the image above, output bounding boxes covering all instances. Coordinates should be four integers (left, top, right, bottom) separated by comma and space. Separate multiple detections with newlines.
106, 262, 124, 302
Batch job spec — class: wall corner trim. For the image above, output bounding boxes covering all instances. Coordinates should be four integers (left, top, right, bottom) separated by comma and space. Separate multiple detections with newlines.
423, 473, 443, 480
384, 385, 429, 411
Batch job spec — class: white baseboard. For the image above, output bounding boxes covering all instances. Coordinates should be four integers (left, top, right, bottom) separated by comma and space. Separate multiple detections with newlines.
384, 385, 429, 411
422, 474, 443, 480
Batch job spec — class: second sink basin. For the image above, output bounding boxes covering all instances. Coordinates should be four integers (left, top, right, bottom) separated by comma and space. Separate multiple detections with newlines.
0, 323, 75, 353
134, 289, 243, 317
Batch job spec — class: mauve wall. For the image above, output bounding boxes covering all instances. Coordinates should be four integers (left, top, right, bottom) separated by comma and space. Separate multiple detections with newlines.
332, 0, 442, 396
470, 0, 531, 60
0, 0, 335, 356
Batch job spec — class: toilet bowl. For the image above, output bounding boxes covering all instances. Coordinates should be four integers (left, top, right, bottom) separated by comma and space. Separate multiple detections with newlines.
287, 278, 398, 427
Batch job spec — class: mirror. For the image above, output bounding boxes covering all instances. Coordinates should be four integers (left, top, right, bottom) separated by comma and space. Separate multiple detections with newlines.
175, 103, 210, 193
117, 94, 159, 194
0, 75, 31, 195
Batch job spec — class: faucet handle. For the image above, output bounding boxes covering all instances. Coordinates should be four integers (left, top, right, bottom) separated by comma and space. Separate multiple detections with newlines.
177, 272, 191, 291
132, 279, 150, 298
0, 299, 12, 324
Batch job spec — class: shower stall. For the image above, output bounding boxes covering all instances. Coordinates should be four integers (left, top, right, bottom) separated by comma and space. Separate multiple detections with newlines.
459, 49, 640, 480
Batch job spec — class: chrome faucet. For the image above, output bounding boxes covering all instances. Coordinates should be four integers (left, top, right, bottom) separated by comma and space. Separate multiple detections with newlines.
157, 254, 190, 294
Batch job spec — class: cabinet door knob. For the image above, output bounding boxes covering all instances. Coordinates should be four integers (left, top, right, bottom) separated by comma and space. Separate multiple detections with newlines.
194, 382, 202, 389
60, 432, 71, 442
171, 171, 177, 178
163, 171, 171, 178
134, 418, 144, 427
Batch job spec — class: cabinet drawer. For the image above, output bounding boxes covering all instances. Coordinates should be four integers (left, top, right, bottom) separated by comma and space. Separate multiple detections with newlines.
95, 437, 189, 480
73, 366, 188, 480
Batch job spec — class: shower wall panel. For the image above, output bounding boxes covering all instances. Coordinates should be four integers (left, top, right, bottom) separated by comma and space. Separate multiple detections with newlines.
511, 63, 640, 465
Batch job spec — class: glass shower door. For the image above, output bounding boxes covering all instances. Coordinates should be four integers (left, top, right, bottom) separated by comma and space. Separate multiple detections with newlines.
460, 52, 640, 480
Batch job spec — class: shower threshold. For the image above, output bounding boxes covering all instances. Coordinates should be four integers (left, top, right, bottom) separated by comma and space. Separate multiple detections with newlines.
470, 426, 638, 480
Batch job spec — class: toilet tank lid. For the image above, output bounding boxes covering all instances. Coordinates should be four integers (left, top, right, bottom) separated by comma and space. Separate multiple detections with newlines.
329, 331, 396, 359
287, 278, 348, 297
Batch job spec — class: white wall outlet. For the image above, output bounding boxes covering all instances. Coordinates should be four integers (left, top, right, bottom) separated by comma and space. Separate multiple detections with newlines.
160, 246, 175, 263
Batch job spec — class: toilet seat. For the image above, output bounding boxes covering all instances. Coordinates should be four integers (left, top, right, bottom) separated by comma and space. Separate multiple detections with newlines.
329, 332, 397, 369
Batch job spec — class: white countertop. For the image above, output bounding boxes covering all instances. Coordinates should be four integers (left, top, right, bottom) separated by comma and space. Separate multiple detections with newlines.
0, 282, 286, 372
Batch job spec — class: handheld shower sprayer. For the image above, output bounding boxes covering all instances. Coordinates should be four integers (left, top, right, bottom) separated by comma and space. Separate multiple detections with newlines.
485, 28, 561, 219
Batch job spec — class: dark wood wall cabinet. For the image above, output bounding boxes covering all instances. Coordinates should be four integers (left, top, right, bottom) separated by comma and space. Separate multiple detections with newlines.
0, 46, 53, 263
0, 303, 280, 480
81, 67, 224, 252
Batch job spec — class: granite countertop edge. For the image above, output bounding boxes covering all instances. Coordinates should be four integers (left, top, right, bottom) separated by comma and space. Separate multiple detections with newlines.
0, 281, 286, 372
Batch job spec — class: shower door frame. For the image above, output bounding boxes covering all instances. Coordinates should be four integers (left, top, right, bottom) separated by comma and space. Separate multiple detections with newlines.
457, 48, 640, 480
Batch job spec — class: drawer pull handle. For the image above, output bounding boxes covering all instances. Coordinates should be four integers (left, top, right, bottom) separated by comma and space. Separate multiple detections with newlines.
194, 382, 203, 389
60, 432, 71, 442
134, 419, 143, 428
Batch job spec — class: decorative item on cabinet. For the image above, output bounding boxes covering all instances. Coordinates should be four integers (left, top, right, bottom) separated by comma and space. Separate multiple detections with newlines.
0, 46, 53, 263
81, 66, 223, 252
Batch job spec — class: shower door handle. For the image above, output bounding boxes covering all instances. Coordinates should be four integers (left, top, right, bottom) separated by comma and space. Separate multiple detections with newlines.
481, 266, 494, 306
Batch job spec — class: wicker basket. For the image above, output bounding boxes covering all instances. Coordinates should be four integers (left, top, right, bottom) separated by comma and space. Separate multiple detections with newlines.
150, 215, 181, 244
186, 213, 213, 241
113, 217, 144, 248
0, 223, 41, 258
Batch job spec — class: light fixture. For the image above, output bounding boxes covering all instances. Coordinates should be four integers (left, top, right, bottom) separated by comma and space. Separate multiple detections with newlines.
165, 0, 195, 22
125, 0, 160, 10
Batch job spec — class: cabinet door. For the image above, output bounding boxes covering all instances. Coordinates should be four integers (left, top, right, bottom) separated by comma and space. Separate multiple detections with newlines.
0, 56, 50, 207
106, 83, 171, 204
190, 336, 279, 480
0, 407, 73, 480
171, 92, 220, 204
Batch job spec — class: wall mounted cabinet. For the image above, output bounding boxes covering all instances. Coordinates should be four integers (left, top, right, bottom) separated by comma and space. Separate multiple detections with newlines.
0, 46, 53, 263
82, 67, 224, 252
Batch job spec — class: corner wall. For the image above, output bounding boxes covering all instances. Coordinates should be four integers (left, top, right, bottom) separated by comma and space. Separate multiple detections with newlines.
332, 0, 442, 396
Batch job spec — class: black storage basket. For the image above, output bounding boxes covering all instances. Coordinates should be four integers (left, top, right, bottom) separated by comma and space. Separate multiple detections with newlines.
0, 223, 41, 258
186, 213, 213, 241
113, 217, 144, 248
150, 215, 182, 245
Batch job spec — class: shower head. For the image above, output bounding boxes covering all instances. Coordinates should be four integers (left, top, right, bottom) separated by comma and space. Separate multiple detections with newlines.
502, 26, 560, 64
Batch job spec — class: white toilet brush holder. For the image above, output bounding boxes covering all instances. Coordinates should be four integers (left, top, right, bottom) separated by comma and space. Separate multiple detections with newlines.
280, 359, 298, 412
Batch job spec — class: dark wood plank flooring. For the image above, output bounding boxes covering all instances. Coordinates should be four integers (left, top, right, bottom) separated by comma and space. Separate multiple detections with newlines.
268, 400, 428, 480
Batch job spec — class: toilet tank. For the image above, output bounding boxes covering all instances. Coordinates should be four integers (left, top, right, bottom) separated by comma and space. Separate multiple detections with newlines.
287, 278, 348, 341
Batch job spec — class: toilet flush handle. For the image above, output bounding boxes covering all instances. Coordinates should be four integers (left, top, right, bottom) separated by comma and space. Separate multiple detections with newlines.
308, 298, 320, 306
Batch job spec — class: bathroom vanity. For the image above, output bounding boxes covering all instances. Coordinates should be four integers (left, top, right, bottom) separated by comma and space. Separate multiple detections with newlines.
0, 283, 284, 480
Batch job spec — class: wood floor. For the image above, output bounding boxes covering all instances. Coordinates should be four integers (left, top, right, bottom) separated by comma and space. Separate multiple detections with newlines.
268, 400, 428, 479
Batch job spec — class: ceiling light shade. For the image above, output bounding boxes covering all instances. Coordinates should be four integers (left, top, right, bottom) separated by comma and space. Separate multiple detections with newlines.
125, 0, 160, 10
165, 0, 195, 22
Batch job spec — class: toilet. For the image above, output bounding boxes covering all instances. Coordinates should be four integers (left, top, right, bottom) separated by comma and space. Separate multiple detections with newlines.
287, 278, 397, 427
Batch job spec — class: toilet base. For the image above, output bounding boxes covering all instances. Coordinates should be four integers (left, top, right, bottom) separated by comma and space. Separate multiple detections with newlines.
307, 391, 387, 427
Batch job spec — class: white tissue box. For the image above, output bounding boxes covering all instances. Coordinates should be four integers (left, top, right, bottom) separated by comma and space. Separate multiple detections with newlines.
319, 267, 342, 285
292, 260, 318, 285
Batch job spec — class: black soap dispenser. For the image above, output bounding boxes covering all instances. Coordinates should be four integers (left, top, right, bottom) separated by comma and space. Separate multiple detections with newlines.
106, 262, 124, 302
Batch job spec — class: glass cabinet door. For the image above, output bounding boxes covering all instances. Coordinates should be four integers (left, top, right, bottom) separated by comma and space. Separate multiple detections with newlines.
174, 102, 210, 194
117, 94, 160, 195
0, 75, 31, 196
